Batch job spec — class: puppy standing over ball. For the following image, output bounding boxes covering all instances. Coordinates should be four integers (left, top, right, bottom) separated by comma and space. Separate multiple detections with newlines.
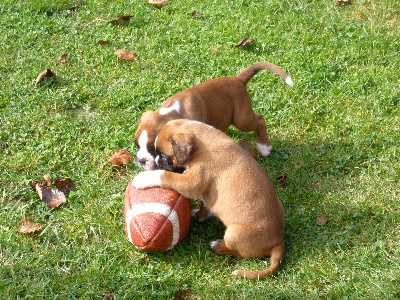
135, 62, 293, 170
132, 119, 285, 279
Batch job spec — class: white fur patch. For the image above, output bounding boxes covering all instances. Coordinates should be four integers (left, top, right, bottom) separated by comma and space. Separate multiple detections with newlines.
285, 76, 294, 86
131, 170, 164, 189
126, 202, 180, 249
210, 240, 218, 249
256, 143, 273, 156
136, 130, 156, 170
159, 101, 181, 115
136, 130, 150, 159
187, 120, 214, 128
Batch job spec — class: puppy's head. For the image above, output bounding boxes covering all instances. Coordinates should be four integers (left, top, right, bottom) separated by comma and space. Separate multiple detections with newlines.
135, 111, 167, 170
154, 121, 195, 172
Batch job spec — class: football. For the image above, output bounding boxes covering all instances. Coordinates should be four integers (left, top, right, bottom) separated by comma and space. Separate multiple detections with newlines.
124, 183, 191, 251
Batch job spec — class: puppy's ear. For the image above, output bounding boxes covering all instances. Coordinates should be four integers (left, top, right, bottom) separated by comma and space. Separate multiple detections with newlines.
170, 133, 195, 166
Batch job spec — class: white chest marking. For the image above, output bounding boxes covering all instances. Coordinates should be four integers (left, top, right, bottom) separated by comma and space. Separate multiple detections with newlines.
159, 101, 181, 115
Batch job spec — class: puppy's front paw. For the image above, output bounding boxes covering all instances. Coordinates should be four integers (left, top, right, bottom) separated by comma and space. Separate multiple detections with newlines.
131, 170, 164, 189
256, 143, 273, 156
191, 208, 214, 222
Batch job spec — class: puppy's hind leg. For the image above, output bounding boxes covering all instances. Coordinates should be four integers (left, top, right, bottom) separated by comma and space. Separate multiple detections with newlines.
232, 107, 272, 156
254, 114, 272, 156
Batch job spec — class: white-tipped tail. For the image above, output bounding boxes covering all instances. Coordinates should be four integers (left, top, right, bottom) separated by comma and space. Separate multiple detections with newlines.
285, 76, 294, 86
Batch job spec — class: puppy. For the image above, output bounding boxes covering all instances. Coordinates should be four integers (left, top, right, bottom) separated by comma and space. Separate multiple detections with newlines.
132, 119, 285, 279
135, 62, 293, 170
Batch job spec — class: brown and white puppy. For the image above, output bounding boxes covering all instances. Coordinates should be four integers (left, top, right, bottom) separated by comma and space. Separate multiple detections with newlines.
132, 119, 285, 279
135, 62, 293, 170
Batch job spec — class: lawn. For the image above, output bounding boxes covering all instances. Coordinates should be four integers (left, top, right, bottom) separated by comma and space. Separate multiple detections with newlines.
0, 0, 399, 299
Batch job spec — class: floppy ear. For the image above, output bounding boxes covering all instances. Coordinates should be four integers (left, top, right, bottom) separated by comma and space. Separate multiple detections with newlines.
170, 133, 195, 166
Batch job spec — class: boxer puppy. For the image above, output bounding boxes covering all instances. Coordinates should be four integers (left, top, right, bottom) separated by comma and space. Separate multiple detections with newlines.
135, 62, 293, 170
132, 119, 285, 279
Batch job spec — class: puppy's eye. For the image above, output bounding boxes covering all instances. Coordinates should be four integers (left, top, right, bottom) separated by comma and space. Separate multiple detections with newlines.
147, 145, 157, 156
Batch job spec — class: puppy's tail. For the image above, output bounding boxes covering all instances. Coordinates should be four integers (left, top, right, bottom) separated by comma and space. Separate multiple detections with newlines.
232, 243, 284, 280
235, 62, 293, 87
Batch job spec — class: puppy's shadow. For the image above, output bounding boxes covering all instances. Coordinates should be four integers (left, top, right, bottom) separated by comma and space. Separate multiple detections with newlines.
223, 128, 393, 268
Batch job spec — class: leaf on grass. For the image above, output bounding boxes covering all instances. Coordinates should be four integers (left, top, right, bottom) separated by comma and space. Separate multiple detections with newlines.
147, 0, 168, 6
35, 69, 56, 85
17, 219, 43, 234
107, 149, 133, 166
99, 40, 111, 47
174, 289, 193, 300
316, 216, 328, 226
53, 177, 76, 194
115, 49, 137, 61
43, 173, 52, 186
276, 174, 287, 187
109, 15, 133, 23
58, 53, 67, 63
334, 0, 350, 5
191, 11, 203, 19
235, 37, 254, 48
35, 184, 67, 208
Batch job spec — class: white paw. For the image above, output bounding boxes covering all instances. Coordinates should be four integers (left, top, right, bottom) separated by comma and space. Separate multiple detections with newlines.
191, 208, 200, 217
210, 240, 218, 249
256, 143, 273, 156
131, 170, 164, 189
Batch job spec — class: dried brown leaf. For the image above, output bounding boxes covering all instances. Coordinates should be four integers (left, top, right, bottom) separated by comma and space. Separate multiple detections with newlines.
276, 174, 287, 187
17, 219, 43, 234
53, 177, 76, 194
43, 173, 52, 186
334, 0, 350, 5
35, 69, 56, 85
147, 0, 168, 6
191, 11, 203, 19
107, 149, 133, 166
235, 37, 254, 48
109, 15, 133, 23
115, 49, 137, 61
99, 40, 111, 47
35, 184, 67, 208
316, 216, 328, 226
58, 53, 67, 63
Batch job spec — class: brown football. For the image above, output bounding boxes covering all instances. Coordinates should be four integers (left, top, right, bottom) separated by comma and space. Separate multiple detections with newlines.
124, 183, 191, 251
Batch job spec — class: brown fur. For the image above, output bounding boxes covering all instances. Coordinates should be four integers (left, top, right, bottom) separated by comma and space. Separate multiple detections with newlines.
135, 62, 293, 169
155, 119, 285, 279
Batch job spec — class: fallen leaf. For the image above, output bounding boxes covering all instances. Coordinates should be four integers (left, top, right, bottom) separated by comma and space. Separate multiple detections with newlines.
17, 219, 43, 234
109, 15, 133, 23
115, 49, 137, 61
99, 40, 111, 47
53, 177, 76, 194
58, 53, 67, 63
192, 11, 203, 19
147, 0, 168, 6
43, 173, 52, 186
316, 216, 328, 226
276, 174, 287, 187
235, 37, 254, 48
107, 149, 133, 166
334, 0, 350, 5
35, 184, 67, 208
35, 69, 56, 85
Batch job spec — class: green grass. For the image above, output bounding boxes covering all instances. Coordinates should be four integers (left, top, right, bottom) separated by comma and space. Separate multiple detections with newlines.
1, 0, 399, 298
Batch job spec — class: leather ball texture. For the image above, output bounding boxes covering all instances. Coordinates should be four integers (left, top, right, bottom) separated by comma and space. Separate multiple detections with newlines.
124, 184, 191, 252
